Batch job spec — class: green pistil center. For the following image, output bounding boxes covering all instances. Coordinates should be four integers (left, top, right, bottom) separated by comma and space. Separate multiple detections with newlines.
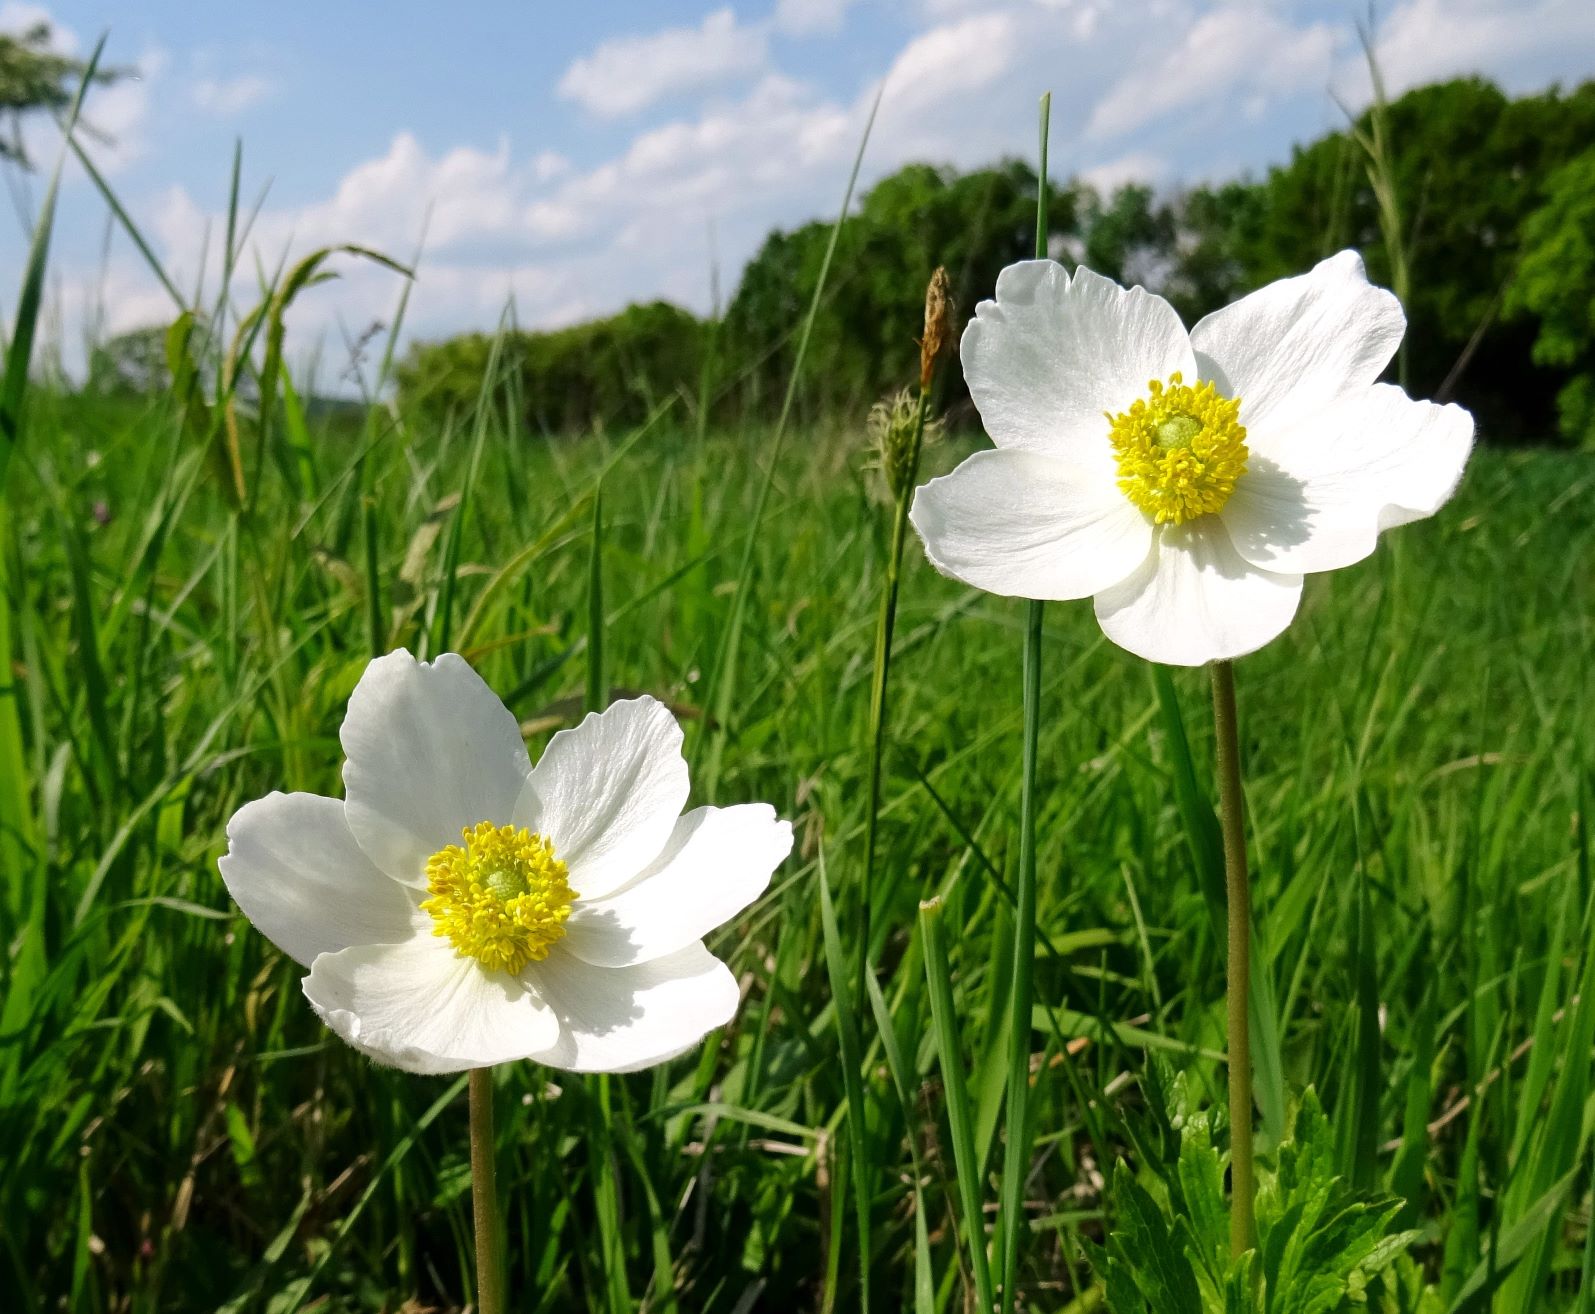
1155, 413, 1203, 450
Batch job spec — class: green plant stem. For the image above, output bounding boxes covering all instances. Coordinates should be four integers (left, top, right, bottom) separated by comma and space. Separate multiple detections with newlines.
469, 1067, 506, 1314
1210, 660, 1256, 1256
920, 897, 997, 1314
998, 597, 1043, 1311
859, 384, 931, 979
995, 89, 1052, 1314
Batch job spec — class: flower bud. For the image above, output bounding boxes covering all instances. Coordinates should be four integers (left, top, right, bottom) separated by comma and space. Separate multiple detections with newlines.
869, 387, 941, 502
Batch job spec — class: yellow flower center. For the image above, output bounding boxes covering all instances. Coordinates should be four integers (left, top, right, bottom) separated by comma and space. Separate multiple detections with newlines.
420, 822, 575, 974
1107, 372, 1248, 524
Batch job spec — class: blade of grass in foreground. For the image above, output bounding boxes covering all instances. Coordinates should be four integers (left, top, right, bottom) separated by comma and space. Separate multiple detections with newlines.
680, 84, 883, 1311
819, 843, 873, 1313
690, 83, 882, 797
996, 91, 1051, 1314
921, 896, 997, 1314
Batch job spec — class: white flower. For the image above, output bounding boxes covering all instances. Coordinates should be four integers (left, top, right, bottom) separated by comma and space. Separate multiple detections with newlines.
218, 650, 793, 1075
910, 252, 1474, 665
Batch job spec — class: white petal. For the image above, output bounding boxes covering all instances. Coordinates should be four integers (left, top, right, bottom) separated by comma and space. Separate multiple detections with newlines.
520, 942, 740, 1074
563, 804, 792, 969
303, 934, 560, 1074
1093, 520, 1302, 666
961, 260, 1195, 470
910, 448, 1154, 601
515, 696, 689, 900
219, 792, 420, 967
1192, 251, 1404, 441
1221, 384, 1474, 574
340, 650, 531, 886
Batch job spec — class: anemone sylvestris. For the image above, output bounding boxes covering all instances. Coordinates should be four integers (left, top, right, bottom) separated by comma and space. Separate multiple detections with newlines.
219, 651, 792, 1074
910, 251, 1473, 665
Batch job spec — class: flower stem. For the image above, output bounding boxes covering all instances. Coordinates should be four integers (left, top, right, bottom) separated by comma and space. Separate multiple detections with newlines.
859, 382, 932, 978
468, 1066, 506, 1314
1210, 660, 1256, 1256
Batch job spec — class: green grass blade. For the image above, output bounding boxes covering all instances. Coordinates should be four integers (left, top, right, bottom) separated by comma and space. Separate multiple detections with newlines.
819, 842, 873, 1312
587, 484, 605, 714
690, 83, 882, 795
921, 896, 998, 1314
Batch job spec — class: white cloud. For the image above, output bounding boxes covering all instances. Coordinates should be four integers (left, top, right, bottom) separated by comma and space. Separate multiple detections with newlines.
557, 8, 767, 118
1340, 0, 1595, 102
1086, 4, 1338, 141
1080, 150, 1167, 194
167, 130, 527, 259
193, 73, 275, 116
532, 150, 570, 183
773, 0, 858, 37
887, 11, 1019, 102
115, 71, 865, 377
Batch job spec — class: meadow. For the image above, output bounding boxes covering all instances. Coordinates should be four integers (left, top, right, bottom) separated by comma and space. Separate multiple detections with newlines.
2, 357, 1593, 1309
2, 40, 1594, 1313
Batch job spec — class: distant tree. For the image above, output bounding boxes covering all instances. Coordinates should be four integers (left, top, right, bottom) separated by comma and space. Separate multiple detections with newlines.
0, 22, 119, 168
722, 159, 1084, 419
1201, 77, 1595, 442
396, 301, 705, 435
1510, 148, 1595, 447
1080, 183, 1177, 289
86, 326, 170, 396
1162, 181, 1266, 324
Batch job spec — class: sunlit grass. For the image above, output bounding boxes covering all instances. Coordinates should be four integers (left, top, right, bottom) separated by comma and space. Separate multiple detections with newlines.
3, 364, 1592, 1308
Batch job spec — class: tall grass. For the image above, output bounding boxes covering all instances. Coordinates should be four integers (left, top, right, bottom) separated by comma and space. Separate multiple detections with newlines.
3, 100, 1594, 1314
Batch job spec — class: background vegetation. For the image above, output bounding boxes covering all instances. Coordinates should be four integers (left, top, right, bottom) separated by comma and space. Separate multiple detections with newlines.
366, 76, 1595, 448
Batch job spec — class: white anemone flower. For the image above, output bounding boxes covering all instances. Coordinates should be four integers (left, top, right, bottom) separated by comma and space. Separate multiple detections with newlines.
218, 650, 792, 1074
910, 251, 1474, 665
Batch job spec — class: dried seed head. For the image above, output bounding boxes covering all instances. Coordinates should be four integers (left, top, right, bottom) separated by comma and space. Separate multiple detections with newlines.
920, 267, 954, 391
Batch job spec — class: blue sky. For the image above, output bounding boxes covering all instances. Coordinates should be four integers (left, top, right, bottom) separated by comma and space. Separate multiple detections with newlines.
5, 0, 1594, 384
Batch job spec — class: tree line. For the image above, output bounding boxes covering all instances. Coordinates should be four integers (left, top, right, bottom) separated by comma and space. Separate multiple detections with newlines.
79, 75, 1595, 448
394, 75, 1595, 448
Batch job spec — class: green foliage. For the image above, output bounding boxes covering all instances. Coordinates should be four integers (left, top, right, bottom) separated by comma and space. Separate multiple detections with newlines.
85, 324, 171, 396
0, 21, 119, 168
1082, 182, 1176, 288
1239, 77, 1595, 443
1099, 1069, 1421, 1313
1510, 148, 1595, 447
724, 159, 1083, 418
396, 300, 704, 434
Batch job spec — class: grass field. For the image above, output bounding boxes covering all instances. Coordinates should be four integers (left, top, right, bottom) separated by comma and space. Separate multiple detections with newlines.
2, 346, 1593, 1311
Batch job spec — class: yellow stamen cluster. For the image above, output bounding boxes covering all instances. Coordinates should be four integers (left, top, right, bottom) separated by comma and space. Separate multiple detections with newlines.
420, 822, 575, 974
1107, 373, 1248, 524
